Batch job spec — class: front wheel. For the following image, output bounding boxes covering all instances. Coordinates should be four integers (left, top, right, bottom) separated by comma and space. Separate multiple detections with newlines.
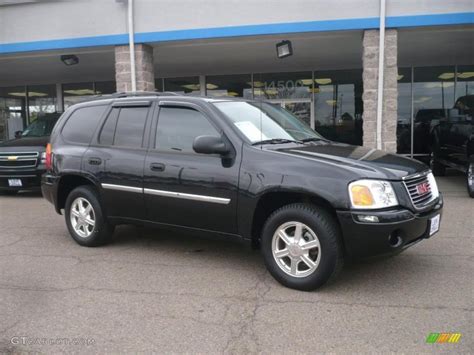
65, 185, 114, 247
467, 162, 474, 198
261, 203, 344, 291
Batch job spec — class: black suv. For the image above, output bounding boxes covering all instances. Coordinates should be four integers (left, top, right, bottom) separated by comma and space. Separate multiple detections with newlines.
0, 112, 60, 194
42, 92, 443, 290
430, 95, 474, 197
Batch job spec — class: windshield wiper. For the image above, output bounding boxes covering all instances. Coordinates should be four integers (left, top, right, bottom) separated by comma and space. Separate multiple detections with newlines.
252, 138, 304, 146
300, 137, 325, 143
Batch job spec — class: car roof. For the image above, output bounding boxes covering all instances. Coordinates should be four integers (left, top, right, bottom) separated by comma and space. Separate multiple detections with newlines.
69, 91, 251, 110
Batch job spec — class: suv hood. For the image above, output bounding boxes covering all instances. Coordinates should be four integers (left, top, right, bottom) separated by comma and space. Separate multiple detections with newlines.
0, 136, 49, 151
273, 142, 428, 180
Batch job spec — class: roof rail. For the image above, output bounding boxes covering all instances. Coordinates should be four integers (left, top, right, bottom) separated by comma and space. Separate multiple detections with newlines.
87, 91, 180, 101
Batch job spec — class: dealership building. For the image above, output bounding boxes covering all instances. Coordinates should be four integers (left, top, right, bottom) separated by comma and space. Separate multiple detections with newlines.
0, 0, 473, 159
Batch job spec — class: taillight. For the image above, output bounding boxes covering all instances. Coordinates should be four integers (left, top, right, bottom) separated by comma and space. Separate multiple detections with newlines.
45, 143, 52, 170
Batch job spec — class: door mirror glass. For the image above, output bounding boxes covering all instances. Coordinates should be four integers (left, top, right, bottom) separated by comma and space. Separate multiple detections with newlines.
193, 135, 229, 155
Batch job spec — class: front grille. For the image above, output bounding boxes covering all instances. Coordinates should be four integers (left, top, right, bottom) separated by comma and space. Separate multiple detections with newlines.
402, 171, 435, 210
0, 152, 39, 169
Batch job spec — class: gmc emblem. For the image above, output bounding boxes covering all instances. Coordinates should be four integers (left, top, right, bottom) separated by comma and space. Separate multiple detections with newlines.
416, 182, 430, 195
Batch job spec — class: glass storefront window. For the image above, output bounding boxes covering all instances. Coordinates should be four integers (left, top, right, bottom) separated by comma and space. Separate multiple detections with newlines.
63, 82, 95, 108
63, 81, 116, 109
0, 87, 27, 141
456, 65, 474, 98
95, 81, 116, 96
412, 66, 455, 160
313, 69, 363, 145
164, 77, 200, 95
155, 78, 164, 92
28, 84, 57, 123
397, 68, 413, 155
206, 74, 252, 98
253, 72, 312, 100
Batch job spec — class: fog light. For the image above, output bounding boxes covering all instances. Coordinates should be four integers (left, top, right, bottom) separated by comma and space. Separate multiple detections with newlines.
356, 215, 379, 223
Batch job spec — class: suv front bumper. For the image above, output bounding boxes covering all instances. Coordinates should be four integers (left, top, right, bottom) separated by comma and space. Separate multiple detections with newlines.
336, 195, 443, 259
0, 168, 45, 191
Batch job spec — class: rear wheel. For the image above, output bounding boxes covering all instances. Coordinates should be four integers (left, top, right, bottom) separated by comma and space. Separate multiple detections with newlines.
467, 162, 474, 198
65, 185, 114, 246
261, 203, 343, 291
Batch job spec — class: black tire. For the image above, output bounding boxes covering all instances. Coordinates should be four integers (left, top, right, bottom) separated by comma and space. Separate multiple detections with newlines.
467, 162, 474, 198
64, 185, 114, 247
261, 203, 344, 291
430, 156, 446, 176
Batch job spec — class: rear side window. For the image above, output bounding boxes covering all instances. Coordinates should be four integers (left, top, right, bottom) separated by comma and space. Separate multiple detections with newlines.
99, 107, 148, 148
62, 105, 107, 144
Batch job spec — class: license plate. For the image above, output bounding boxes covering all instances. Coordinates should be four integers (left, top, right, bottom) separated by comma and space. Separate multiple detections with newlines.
429, 214, 440, 236
8, 179, 22, 187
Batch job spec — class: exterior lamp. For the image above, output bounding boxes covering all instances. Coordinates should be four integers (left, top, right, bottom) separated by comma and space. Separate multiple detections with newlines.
276, 40, 293, 59
60, 55, 79, 66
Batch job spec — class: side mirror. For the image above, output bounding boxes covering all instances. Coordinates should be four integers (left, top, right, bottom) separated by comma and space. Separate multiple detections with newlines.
193, 135, 230, 155
14, 131, 23, 138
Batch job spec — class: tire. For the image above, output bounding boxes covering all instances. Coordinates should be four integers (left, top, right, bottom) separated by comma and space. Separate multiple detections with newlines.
467, 162, 474, 198
430, 156, 446, 176
64, 185, 114, 247
261, 203, 344, 291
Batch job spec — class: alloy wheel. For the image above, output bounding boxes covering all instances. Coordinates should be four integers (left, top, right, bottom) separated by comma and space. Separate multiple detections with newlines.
70, 197, 96, 238
271, 221, 321, 278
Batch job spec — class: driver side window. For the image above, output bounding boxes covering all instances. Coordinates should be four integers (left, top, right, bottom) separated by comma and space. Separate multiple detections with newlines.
155, 106, 219, 153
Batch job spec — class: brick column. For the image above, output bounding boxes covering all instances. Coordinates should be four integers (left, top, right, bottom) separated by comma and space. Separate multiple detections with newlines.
115, 44, 155, 92
362, 29, 398, 152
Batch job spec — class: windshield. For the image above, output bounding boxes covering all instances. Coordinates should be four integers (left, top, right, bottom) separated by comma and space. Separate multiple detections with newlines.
21, 116, 59, 137
213, 101, 323, 143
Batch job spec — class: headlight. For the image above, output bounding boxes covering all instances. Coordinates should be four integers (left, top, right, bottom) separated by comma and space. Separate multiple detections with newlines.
426, 172, 439, 199
348, 179, 398, 209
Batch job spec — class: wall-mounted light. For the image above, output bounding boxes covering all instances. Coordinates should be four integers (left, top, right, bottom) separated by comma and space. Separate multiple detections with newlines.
276, 40, 293, 59
60, 54, 79, 66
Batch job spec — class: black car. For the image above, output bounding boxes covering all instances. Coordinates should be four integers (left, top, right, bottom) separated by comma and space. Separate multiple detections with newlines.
41, 92, 443, 290
430, 95, 474, 197
0, 112, 60, 194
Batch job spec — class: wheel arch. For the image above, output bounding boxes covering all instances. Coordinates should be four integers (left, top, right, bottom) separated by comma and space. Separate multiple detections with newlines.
250, 189, 341, 249
56, 173, 99, 213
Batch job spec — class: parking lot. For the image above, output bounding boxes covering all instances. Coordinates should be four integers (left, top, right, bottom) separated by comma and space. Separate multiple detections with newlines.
0, 173, 472, 353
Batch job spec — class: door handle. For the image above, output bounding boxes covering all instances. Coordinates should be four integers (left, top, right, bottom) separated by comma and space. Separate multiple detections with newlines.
150, 162, 165, 172
88, 157, 102, 165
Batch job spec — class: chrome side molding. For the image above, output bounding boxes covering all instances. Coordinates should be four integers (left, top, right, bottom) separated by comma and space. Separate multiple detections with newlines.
101, 183, 230, 205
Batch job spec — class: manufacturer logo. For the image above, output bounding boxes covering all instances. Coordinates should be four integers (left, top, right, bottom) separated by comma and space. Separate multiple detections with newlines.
426, 333, 462, 343
7, 156, 18, 161
416, 182, 430, 195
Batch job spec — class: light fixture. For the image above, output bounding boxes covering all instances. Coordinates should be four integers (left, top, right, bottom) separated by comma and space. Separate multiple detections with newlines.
181, 84, 200, 90
63, 89, 96, 95
397, 74, 404, 81
8, 91, 47, 97
315, 78, 332, 85
458, 72, 474, 79
437, 72, 454, 80
300, 79, 314, 86
276, 40, 293, 59
60, 54, 79, 66
206, 83, 219, 90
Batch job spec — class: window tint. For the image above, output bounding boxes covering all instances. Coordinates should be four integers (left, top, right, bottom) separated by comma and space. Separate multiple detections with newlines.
113, 107, 148, 148
99, 108, 119, 145
62, 105, 107, 144
156, 107, 219, 153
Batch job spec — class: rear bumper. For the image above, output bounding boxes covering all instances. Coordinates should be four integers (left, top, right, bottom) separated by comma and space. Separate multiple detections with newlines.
337, 195, 443, 259
41, 173, 59, 211
0, 168, 44, 191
